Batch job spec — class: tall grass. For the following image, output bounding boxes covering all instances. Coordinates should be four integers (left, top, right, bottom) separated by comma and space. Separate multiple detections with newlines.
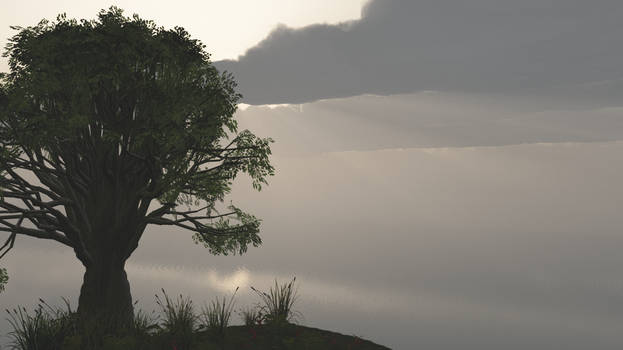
198, 286, 239, 337
250, 276, 303, 326
4, 278, 316, 350
5, 298, 75, 350
154, 289, 196, 348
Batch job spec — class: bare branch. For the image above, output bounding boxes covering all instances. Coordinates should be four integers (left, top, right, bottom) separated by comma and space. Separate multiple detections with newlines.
164, 204, 212, 215
0, 168, 89, 261
145, 202, 176, 219
0, 232, 16, 260
0, 215, 22, 260
0, 219, 72, 248
1, 167, 66, 202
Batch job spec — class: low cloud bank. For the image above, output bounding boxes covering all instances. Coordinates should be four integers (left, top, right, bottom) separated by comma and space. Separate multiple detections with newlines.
216, 0, 623, 105
235, 92, 623, 154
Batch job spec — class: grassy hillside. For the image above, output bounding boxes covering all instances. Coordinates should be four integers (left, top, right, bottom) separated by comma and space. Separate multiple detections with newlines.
4, 277, 392, 350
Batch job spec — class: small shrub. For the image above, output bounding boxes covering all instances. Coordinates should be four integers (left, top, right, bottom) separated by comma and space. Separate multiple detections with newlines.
250, 276, 303, 327
198, 286, 239, 338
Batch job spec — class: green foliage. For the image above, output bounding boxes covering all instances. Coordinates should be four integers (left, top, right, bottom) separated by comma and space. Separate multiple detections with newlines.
191, 204, 263, 255
198, 286, 239, 338
250, 277, 303, 327
0, 6, 274, 258
0, 267, 7, 292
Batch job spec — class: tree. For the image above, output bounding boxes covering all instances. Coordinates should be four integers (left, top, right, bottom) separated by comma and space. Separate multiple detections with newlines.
0, 7, 273, 327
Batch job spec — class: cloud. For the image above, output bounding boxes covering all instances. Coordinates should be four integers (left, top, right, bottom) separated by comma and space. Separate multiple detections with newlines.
234, 92, 623, 154
215, 0, 623, 105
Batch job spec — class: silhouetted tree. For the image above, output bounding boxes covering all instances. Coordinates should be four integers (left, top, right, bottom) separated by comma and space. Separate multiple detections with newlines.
0, 7, 273, 328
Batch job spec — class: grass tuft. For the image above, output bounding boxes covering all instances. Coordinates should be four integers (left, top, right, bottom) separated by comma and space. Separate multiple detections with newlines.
154, 289, 196, 336
2, 277, 391, 350
250, 276, 303, 326
131, 307, 160, 337
198, 286, 239, 337
5, 298, 75, 350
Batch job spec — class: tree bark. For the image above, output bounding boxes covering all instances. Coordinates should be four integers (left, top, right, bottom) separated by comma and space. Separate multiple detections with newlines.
77, 256, 134, 333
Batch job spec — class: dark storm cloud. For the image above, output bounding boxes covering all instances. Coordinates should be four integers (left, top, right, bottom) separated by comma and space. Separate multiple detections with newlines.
215, 0, 623, 105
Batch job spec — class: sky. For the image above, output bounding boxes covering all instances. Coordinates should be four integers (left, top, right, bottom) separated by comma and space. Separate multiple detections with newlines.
2, 1, 623, 350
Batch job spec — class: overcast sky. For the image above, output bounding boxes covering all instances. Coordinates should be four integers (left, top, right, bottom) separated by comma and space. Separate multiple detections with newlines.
215, 0, 623, 105
2, 2, 623, 350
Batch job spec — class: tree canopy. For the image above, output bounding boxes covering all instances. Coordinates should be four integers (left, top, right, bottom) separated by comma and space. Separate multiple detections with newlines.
0, 7, 274, 322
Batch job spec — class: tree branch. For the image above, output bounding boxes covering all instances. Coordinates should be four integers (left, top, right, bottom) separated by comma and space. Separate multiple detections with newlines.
144, 216, 243, 236
0, 220, 73, 247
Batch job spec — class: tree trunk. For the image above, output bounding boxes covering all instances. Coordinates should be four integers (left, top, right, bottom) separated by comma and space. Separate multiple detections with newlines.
77, 257, 134, 333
